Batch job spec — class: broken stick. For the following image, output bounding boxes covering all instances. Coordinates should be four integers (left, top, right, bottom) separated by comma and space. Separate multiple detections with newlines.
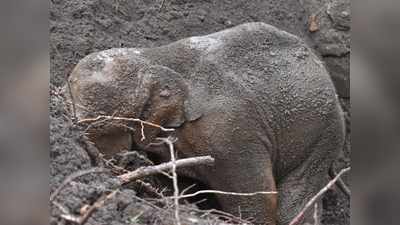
118, 156, 215, 184
289, 167, 350, 225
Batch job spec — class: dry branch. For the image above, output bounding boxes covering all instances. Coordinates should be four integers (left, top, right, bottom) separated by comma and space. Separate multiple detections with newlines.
53, 201, 71, 215
102, 156, 165, 198
77, 115, 175, 132
170, 189, 278, 199
289, 167, 351, 225
118, 156, 215, 183
136, 180, 165, 198
66, 79, 77, 123
159, 0, 166, 10
329, 166, 351, 197
157, 137, 181, 225
313, 202, 319, 225
60, 190, 118, 225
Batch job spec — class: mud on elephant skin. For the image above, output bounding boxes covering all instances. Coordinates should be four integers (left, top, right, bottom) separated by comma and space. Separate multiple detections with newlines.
66, 23, 345, 225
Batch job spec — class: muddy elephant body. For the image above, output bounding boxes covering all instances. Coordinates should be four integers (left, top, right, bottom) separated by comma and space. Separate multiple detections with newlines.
67, 23, 344, 224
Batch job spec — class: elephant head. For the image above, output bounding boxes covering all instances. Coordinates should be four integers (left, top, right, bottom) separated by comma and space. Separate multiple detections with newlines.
67, 49, 203, 155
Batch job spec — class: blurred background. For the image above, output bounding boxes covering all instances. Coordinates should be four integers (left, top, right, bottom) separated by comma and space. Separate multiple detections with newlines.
0, 0, 399, 224
352, 0, 400, 225
0, 1, 48, 225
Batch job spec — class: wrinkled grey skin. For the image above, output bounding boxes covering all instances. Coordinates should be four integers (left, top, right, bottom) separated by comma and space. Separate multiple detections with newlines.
67, 23, 344, 225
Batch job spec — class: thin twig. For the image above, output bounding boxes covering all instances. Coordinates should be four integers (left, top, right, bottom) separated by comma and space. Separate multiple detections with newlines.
53, 201, 71, 215
159, 0, 166, 11
289, 167, 351, 225
136, 180, 165, 198
60, 190, 118, 225
101, 155, 165, 198
104, 158, 129, 174
116, 151, 171, 178
66, 79, 77, 123
140, 122, 146, 141
81, 111, 118, 136
77, 115, 175, 132
50, 167, 110, 202
118, 156, 214, 184
313, 202, 319, 225
158, 137, 181, 225
180, 183, 197, 196
115, 123, 137, 133
169, 189, 278, 199
329, 166, 351, 197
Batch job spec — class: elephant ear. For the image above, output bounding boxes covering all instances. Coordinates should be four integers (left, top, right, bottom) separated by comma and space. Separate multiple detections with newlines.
136, 64, 189, 128
165, 76, 206, 127
136, 64, 205, 127
183, 83, 206, 122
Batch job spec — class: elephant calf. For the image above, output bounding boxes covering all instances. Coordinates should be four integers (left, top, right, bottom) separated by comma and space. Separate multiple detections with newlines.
66, 23, 345, 225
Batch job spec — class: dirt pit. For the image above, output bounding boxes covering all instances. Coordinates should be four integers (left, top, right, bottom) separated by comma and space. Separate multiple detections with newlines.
50, 0, 350, 224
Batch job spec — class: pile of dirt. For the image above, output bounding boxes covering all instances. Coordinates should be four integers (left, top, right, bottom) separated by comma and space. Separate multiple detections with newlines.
50, 0, 350, 224
50, 84, 228, 225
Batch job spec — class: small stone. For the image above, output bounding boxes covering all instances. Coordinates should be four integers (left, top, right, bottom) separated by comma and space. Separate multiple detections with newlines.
308, 15, 319, 32
160, 89, 170, 97
225, 20, 232, 26
198, 15, 205, 22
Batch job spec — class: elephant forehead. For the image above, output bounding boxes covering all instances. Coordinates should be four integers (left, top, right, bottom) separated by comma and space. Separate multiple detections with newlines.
95, 48, 132, 61
96, 50, 115, 63
80, 48, 130, 71
78, 51, 147, 85
85, 64, 115, 84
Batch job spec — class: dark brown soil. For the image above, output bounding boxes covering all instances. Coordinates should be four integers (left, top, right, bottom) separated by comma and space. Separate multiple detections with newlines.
50, 0, 350, 224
